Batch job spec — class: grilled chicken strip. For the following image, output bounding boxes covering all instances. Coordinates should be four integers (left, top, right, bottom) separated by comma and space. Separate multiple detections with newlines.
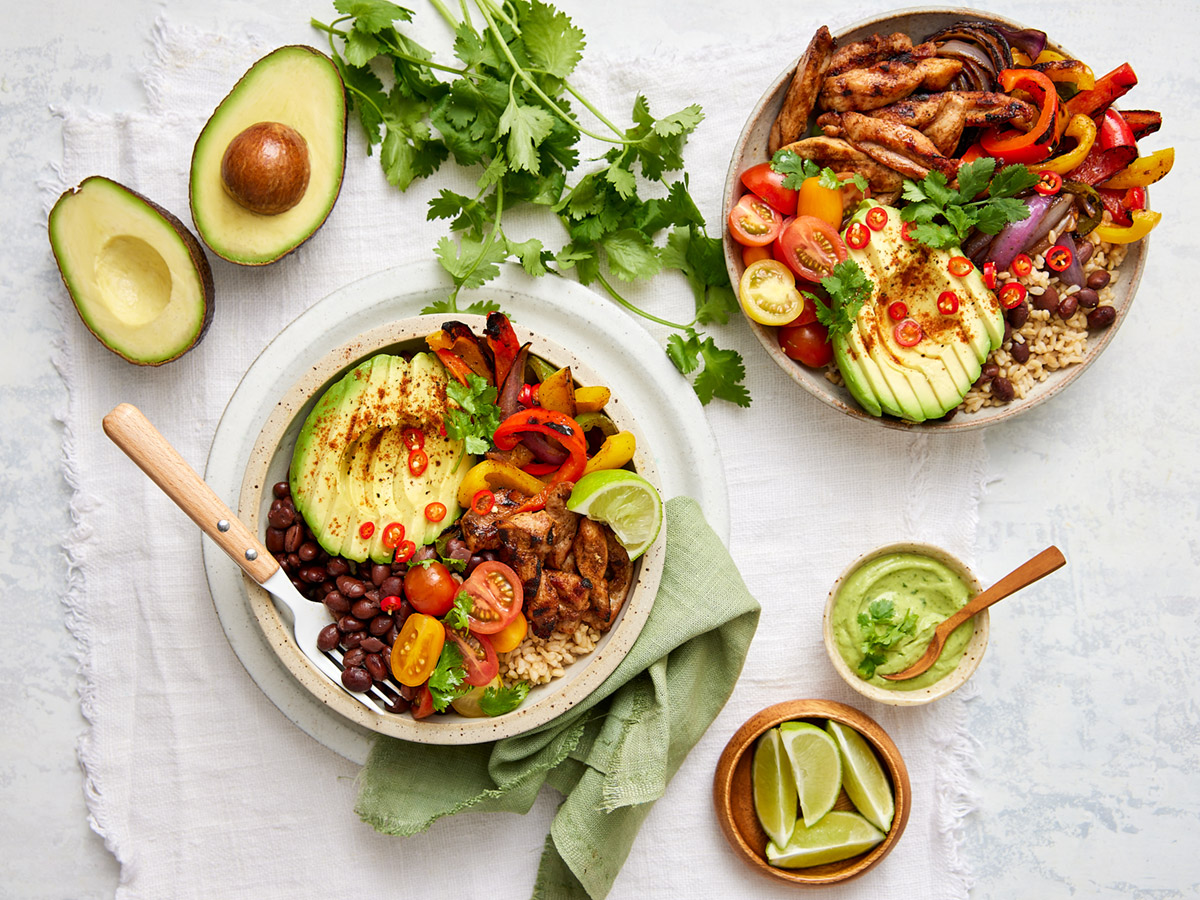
768, 25, 836, 155
545, 570, 590, 635
573, 518, 609, 627
826, 32, 916, 76
779, 135, 904, 203
917, 93, 968, 157
871, 91, 1036, 131
820, 54, 962, 112
835, 111, 960, 180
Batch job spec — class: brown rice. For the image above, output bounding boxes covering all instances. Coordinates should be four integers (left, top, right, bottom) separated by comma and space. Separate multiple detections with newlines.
498, 620, 602, 686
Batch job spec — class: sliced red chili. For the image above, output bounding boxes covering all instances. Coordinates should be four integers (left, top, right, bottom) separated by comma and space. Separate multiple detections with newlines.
394, 540, 416, 564
381, 522, 405, 550
380, 595, 402, 614
358, 521, 375, 540
887, 301, 908, 321
865, 207, 889, 231
948, 256, 973, 277
983, 261, 998, 290
845, 222, 870, 250
998, 282, 1028, 309
425, 502, 447, 523
894, 318, 923, 347
401, 427, 425, 451
1010, 254, 1034, 278
937, 290, 960, 315
471, 489, 495, 516
1045, 245, 1074, 272
900, 221, 915, 242
408, 449, 428, 477
1034, 170, 1063, 196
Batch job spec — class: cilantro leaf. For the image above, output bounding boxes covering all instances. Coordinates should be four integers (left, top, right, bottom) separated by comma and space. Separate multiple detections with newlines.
427, 644, 470, 712
770, 148, 821, 189
899, 161, 1039, 249
602, 229, 661, 281
444, 372, 502, 455
952, 157, 995, 203
856, 598, 920, 679
479, 681, 532, 716
813, 259, 873, 338
498, 95, 556, 173
988, 163, 1040, 199
521, 0, 586, 78
334, 0, 410, 33
434, 234, 510, 291
443, 591, 472, 632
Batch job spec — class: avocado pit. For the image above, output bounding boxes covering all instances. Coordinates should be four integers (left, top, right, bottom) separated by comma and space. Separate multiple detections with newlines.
220, 121, 310, 215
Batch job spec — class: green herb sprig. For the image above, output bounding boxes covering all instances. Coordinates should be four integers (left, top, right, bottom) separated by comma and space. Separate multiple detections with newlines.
480, 681, 531, 716
808, 259, 874, 339
427, 643, 470, 711
900, 158, 1040, 249
771, 149, 869, 195
857, 598, 919, 680
445, 371, 502, 456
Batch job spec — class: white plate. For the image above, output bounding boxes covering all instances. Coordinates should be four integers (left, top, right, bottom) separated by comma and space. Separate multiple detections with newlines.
202, 261, 730, 763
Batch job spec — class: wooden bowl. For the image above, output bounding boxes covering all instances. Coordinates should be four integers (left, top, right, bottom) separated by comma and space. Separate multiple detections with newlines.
713, 699, 911, 886
823, 542, 988, 706
721, 8, 1148, 431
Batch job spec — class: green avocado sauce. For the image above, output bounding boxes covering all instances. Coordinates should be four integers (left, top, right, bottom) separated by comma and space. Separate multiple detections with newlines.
832, 552, 972, 691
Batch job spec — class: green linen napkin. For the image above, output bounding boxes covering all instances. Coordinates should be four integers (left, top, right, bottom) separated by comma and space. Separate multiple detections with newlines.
356, 495, 760, 899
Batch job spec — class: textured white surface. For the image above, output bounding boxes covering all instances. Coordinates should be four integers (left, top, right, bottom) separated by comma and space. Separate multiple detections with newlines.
2, 1, 1197, 899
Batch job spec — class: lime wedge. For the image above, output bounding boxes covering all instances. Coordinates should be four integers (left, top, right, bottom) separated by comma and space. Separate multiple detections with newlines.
566, 470, 662, 560
778, 721, 842, 827
826, 720, 894, 832
752, 728, 798, 847
766, 810, 886, 869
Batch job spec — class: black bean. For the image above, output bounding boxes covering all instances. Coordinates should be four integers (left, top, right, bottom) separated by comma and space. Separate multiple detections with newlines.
1010, 340, 1031, 365
341, 667, 372, 692
324, 592, 351, 616
336, 575, 366, 599
364, 589, 380, 604
317, 623, 340, 652
360, 637, 385, 653
289, 577, 306, 593
272, 482, 291, 499
1076, 288, 1099, 309
385, 696, 411, 714
1057, 295, 1079, 320
1076, 241, 1094, 264
265, 528, 285, 553
369, 615, 394, 636
1086, 270, 1110, 290
992, 376, 1015, 402
371, 563, 390, 586
267, 505, 295, 529
1003, 320, 1012, 343
326, 558, 349, 578
1006, 302, 1029, 329
1033, 286, 1059, 312
1087, 306, 1117, 330
337, 615, 365, 633
351, 598, 380, 620
284, 524, 302, 554
343, 647, 367, 668
342, 631, 366, 650
299, 566, 327, 584
365, 653, 389, 682
981, 363, 999, 380
297, 542, 318, 562
380, 576, 403, 598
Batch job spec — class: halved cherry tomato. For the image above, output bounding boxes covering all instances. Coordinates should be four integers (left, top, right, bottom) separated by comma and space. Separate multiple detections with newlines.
865, 206, 889, 231
786, 282, 826, 327
1045, 245, 1074, 272
445, 627, 499, 687
741, 162, 798, 216
888, 301, 908, 321
490, 613, 529, 654
739, 259, 805, 326
779, 321, 833, 368
471, 490, 495, 516
402, 427, 425, 450
796, 176, 843, 228
394, 540, 416, 564
742, 244, 771, 267
845, 222, 870, 250
381, 522, 405, 550
1010, 254, 1034, 278
983, 261, 998, 290
728, 193, 784, 247
425, 502, 447, 523
411, 684, 434, 719
893, 319, 923, 347
408, 449, 428, 477
998, 282, 1028, 309
937, 290, 960, 315
1034, 170, 1063, 196
358, 521, 375, 540
404, 561, 458, 617
778, 216, 847, 283
948, 256, 973, 277
391, 613, 445, 687
462, 561, 524, 634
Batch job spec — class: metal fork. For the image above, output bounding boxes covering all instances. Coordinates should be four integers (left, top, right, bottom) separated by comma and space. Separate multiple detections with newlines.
103, 403, 404, 717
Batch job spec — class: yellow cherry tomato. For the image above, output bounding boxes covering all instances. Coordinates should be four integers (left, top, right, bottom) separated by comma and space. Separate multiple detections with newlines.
738, 259, 805, 326
796, 176, 844, 228
391, 613, 445, 687
490, 614, 529, 654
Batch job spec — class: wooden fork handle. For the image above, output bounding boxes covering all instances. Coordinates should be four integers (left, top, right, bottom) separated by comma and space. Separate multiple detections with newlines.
102, 402, 278, 583
937, 545, 1067, 637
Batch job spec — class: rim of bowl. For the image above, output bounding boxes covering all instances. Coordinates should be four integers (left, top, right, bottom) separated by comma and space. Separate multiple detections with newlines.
237, 315, 665, 743
713, 698, 912, 885
721, 7, 1148, 432
822, 542, 988, 706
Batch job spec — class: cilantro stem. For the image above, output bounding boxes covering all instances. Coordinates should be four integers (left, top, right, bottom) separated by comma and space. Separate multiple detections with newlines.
559, 80, 630, 142
594, 272, 692, 330
428, 0, 460, 30
310, 18, 467, 75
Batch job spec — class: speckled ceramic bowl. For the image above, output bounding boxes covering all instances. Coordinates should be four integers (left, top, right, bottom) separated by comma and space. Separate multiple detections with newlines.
237, 315, 665, 743
723, 7, 1147, 431
823, 541, 988, 706
713, 699, 911, 886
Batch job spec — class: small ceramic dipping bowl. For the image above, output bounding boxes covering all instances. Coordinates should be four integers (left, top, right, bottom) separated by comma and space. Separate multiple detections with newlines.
713, 699, 911, 886
823, 542, 988, 706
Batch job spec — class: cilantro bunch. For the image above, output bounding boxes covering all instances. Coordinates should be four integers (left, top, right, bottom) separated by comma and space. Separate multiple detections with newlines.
900, 158, 1041, 249
857, 598, 919, 680
312, 0, 747, 406
444, 372, 501, 456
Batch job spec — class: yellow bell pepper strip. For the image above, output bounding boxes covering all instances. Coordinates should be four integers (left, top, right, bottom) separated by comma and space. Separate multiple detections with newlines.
582, 431, 636, 476
1034, 48, 1066, 64
1037, 114, 1097, 174
1066, 62, 1137, 118
980, 69, 1060, 164
1093, 209, 1161, 244
456, 459, 545, 508
575, 411, 619, 438
537, 366, 577, 417
574, 385, 610, 414
1033, 59, 1095, 94
1100, 147, 1175, 190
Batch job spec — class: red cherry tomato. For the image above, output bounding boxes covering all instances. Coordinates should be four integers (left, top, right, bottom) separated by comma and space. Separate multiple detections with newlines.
779, 321, 833, 368
740, 162, 798, 216
444, 627, 499, 687
404, 561, 458, 617
1046, 245, 1074, 272
888, 301, 908, 321
1010, 254, 1033, 278
381, 522, 405, 550
998, 282, 1028, 309
1034, 170, 1063, 196
778, 216, 847, 283
728, 193, 784, 247
865, 206, 889, 231
461, 561, 524, 634
425, 502, 447, 523
742, 244, 771, 267
893, 318, 923, 347
411, 684, 434, 719
937, 290, 960, 315
845, 221, 871, 250
948, 256, 973, 277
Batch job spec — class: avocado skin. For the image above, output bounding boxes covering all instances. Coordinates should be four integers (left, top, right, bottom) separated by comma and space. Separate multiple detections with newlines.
48, 176, 215, 366
189, 45, 348, 266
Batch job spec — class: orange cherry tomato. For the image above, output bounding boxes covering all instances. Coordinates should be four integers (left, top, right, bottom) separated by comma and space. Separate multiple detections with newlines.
796, 176, 844, 228
391, 613, 445, 687
742, 244, 771, 267
490, 613, 529, 653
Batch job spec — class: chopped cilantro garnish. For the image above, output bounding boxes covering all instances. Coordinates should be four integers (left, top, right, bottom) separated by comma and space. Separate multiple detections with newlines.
809, 259, 874, 339
771, 149, 868, 194
900, 158, 1040, 249
479, 681, 531, 716
445, 372, 501, 456
427, 643, 472, 712
443, 590, 473, 632
856, 597, 920, 680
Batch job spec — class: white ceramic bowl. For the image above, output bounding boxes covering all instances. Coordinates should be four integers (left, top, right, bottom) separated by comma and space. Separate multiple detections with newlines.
723, 7, 1147, 431
822, 541, 988, 706
237, 315, 665, 743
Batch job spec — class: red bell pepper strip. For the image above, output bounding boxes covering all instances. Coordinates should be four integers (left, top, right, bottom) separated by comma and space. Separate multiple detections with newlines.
1067, 138, 1138, 186
1097, 109, 1135, 151
483, 312, 521, 388
1120, 110, 1162, 141
493, 408, 588, 512
1065, 62, 1137, 118
980, 69, 1060, 164
1097, 189, 1134, 227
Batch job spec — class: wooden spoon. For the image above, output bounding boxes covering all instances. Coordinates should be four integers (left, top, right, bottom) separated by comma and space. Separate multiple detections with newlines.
880, 546, 1066, 681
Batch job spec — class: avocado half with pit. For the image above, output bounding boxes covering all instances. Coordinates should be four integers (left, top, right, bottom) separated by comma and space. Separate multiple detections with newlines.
48, 176, 215, 366
190, 45, 347, 266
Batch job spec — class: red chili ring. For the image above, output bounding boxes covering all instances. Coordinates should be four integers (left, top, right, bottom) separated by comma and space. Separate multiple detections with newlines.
865, 206, 889, 231
381, 522, 405, 550
1046, 245, 1074, 272
1034, 170, 1063, 196
894, 318, 923, 347
471, 489, 495, 516
900, 221, 915, 242
408, 448, 429, 477
1010, 254, 1033, 278
887, 301, 908, 321
358, 521, 375, 540
425, 502, 447, 523
401, 427, 425, 451
937, 290, 960, 315
983, 261, 998, 291
948, 255, 973, 277
846, 222, 870, 250
394, 540, 416, 564
998, 282, 1028, 309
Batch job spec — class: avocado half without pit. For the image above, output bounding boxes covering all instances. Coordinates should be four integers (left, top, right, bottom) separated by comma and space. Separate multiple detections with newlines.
190, 45, 347, 266
48, 177, 215, 366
